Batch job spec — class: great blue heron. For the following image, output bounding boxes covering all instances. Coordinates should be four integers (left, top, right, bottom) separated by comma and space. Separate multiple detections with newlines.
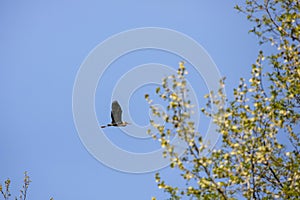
101, 101, 130, 128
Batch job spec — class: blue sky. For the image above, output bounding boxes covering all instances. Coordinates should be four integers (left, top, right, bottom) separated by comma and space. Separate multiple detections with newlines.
0, 0, 260, 199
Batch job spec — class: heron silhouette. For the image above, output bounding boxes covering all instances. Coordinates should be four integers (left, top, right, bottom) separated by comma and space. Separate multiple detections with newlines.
101, 101, 130, 128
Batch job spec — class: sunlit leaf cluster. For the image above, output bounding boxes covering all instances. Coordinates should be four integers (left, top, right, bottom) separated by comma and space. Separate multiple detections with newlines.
0, 172, 31, 200
0, 172, 54, 200
147, 0, 300, 199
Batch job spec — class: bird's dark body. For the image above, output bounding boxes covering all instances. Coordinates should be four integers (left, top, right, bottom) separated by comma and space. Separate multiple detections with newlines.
101, 101, 130, 128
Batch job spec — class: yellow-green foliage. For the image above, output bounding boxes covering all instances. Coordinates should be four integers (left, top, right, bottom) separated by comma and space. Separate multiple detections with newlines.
147, 0, 300, 199
0, 172, 31, 200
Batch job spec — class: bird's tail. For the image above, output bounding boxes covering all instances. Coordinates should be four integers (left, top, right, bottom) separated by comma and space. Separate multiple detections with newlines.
100, 125, 107, 128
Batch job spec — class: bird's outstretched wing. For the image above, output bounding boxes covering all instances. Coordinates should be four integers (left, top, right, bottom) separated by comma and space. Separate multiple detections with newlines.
111, 101, 122, 124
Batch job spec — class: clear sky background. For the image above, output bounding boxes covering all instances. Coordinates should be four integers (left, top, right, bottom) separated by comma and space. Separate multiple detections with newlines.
0, 1, 261, 199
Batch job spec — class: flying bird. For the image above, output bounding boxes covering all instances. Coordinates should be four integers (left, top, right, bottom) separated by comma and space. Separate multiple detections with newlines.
101, 101, 130, 128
